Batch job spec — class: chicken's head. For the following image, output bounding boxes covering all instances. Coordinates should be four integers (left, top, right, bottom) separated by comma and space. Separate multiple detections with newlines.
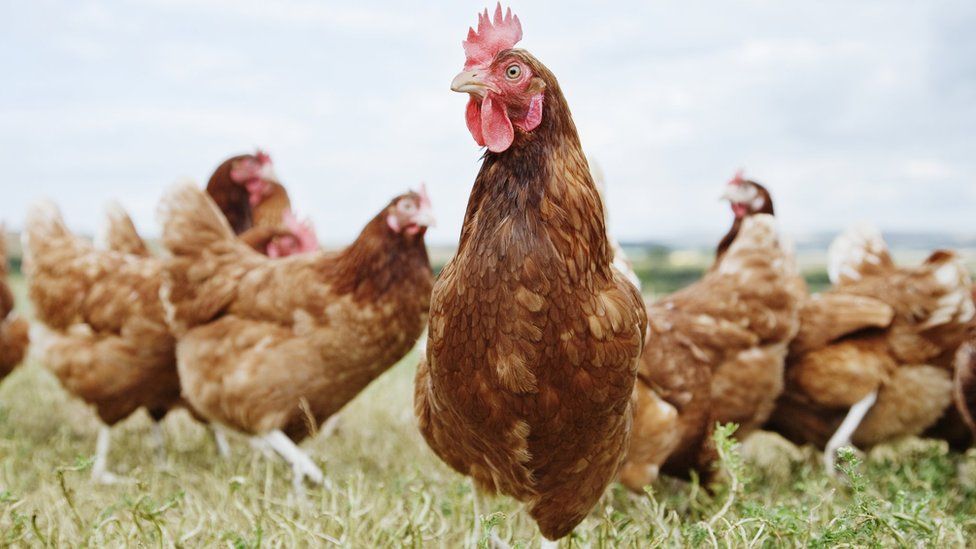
229, 150, 277, 207
266, 210, 319, 258
387, 184, 436, 237
721, 171, 774, 219
451, 4, 545, 153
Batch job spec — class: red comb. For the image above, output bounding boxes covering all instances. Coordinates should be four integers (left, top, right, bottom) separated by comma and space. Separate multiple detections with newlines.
463, 3, 523, 69
728, 169, 745, 186
416, 182, 432, 209
255, 149, 272, 165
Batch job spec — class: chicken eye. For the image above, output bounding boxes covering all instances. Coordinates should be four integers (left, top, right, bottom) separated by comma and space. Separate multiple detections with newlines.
400, 201, 417, 213
505, 64, 521, 80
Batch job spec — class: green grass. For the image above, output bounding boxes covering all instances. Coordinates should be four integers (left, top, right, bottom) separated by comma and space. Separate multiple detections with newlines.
5, 275, 976, 546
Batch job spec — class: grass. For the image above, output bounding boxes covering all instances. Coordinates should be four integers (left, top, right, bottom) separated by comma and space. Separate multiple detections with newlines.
4, 275, 976, 547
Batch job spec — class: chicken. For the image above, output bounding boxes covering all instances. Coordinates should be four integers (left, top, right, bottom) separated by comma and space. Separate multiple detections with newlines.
413, 6, 647, 544
23, 203, 181, 483
205, 150, 318, 256
620, 177, 803, 491
715, 172, 775, 265
955, 334, 976, 440
0, 227, 29, 381
158, 182, 434, 493
767, 223, 975, 472
589, 158, 641, 291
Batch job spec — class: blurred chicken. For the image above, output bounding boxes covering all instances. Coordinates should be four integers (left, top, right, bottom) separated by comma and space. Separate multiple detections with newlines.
97, 202, 151, 257
0, 227, 29, 381
415, 6, 646, 545
768, 223, 975, 472
159, 182, 433, 493
205, 151, 318, 256
955, 339, 976, 439
23, 203, 181, 483
589, 158, 641, 290
621, 176, 802, 491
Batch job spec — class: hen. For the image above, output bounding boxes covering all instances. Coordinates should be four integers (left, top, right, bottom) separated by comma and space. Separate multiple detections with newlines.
0, 227, 29, 382
205, 150, 318, 256
620, 176, 803, 491
414, 5, 647, 545
955, 329, 976, 441
159, 182, 434, 492
767, 224, 975, 472
23, 203, 181, 483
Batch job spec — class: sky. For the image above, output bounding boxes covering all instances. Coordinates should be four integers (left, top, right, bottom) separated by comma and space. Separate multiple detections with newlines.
1, 0, 974, 246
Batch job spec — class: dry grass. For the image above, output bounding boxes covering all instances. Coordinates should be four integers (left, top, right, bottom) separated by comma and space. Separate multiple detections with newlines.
4, 275, 976, 547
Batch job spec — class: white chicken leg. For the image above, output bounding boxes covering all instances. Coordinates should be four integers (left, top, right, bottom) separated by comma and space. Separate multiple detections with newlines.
92, 426, 132, 484
210, 424, 231, 458
260, 430, 324, 496
824, 390, 878, 474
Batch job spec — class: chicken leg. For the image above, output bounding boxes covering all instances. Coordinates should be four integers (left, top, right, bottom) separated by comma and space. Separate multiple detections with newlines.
92, 426, 132, 484
824, 390, 878, 474
210, 424, 231, 458
259, 430, 324, 496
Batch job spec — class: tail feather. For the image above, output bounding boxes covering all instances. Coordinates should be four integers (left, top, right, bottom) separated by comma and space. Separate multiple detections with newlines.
158, 180, 237, 257
157, 182, 255, 333
99, 202, 150, 257
22, 202, 98, 328
827, 222, 894, 285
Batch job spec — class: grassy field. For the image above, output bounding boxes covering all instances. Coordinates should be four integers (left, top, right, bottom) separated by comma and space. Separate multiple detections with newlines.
4, 274, 976, 547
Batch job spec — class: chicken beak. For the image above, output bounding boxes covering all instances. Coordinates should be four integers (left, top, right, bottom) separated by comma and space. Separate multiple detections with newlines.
451, 69, 491, 97
414, 209, 437, 228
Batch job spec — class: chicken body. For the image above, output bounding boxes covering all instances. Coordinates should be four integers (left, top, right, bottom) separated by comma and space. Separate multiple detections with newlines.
160, 184, 432, 443
24, 204, 180, 426
415, 41, 646, 540
768, 225, 975, 455
621, 213, 802, 489
0, 229, 28, 380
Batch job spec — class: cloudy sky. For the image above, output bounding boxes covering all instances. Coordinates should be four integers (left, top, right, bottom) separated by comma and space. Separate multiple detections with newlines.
2, 0, 974, 245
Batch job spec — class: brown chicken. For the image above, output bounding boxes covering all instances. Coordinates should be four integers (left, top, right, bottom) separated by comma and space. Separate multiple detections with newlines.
205, 151, 318, 256
955, 337, 976, 440
23, 203, 181, 483
767, 223, 975, 472
620, 177, 803, 491
414, 6, 646, 545
158, 182, 434, 492
0, 227, 29, 381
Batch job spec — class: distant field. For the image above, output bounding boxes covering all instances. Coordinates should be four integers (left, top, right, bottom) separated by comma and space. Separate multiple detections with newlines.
5, 267, 976, 546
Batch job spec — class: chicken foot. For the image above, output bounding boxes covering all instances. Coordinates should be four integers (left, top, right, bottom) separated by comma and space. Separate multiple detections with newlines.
259, 430, 324, 497
824, 390, 878, 475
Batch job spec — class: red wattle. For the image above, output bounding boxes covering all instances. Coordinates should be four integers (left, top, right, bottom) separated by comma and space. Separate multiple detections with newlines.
481, 93, 514, 153
465, 97, 485, 146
